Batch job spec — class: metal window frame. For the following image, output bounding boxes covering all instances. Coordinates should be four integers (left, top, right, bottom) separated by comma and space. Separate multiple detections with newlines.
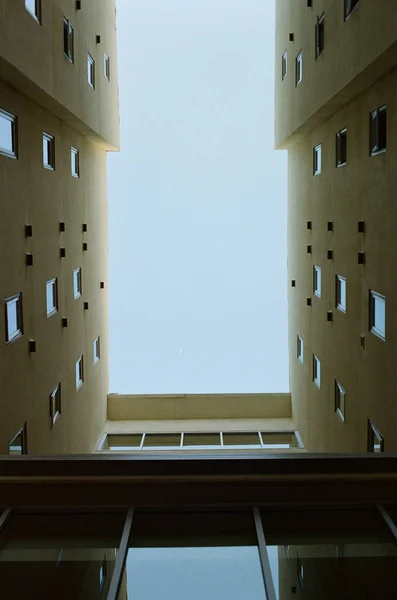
281, 50, 287, 80
368, 420, 384, 453
335, 380, 345, 423
25, 0, 41, 24
46, 278, 58, 316
369, 290, 386, 340
313, 265, 321, 297
0, 108, 18, 159
313, 144, 322, 175
315, 13, 325, 59
73, 267, 82, 298
63, 17, 74, 62
76, 355, 84, 389
71, 146, 79, 177
336, 275, 347, 312
104, 53, 111, 80
94, 336, 100, 363
313, 354, 321, 388
43, 132, 55, 169
297, 334, 304, 363
370, 105, 387, 155
88, 53, 96, 88
336, 128, 347, 166
344, 0, 359, 21
295, 50, 302, 86
5, 293, 23, 343
49, 383, 61, 427
8, 423, 28, 455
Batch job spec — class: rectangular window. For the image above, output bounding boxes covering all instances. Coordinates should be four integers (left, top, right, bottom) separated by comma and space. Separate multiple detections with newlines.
369, 290, 386, 339
315, 14, 325, 59
46, 278, 58, 316
295, 51, 303, 86
297, 335, 304, 363
313, 266, 321, 298
336, 128, 347, 166
104, 53, 110, 80
73, 268, 82, 298
336, 275, 347, 312
5, 293, 23, 343
370, 106, 387, 155
281, 51, 287, 80
25, 0, 41, 23
76, 356, 84, 389
335, 381, 345, 422
43, 132, 55, 169
99, 557, 107, 592
344, 0, 359, 20
297, 557, 304, 589
313, 144, 322, 175
71, 147, 79, 177
94, 336, 100, 363
0, 108, 17, 158
313, 355, 321, 388
87, 54, 95, 88
9, 424, 27, 455
63, 18, 74, 62
49, 383, 61, 427
367, 420, 384, 453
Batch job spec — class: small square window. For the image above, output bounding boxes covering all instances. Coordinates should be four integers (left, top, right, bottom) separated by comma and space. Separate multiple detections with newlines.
315, 14, 325, 59
9, 424, 27, 455
313, 266, 321, 297
5, 293, 23, 343
46, 278, 58, 316
370, 106, 387, 155
49, 383, 61, 427
104, 53, 110, 81
88, 54, 95, 88
76, 356, 84, 389
43, 132, 55, 169
99, 557, 107, 593
0, 108, 17, 159
281, 51, 287, 80
25, 0, 41, 23
369, 291, 385, 340
73, 268, 82, 298
71, 147, 79, 177
336, 275, 346, 312
335, 381, 345, 422
63, 18, 74, 62
313, 144, 322, 175
94, 336, 100, 363
367, 420, 384, 453
297, 335, 304, 363
336, 129, 347, 166
344, 0, 359, 20
295, 51, 303, 86
313, 354, 321, 388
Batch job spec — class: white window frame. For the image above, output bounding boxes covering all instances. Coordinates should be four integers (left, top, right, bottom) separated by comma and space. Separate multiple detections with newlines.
369, 290, 386, 340
46, 278, 58, 317
313, 354, 321, 388
94, 336, 100, 363
71, 146, 79, 178
335, 381, 345, 422
297, 335, 304, 363
63, 17, 74, 63
313, 266, 321, 298
5, 293, 23, 343
0, 108, 17, 159
336, 275, 346, 312
49, 383, 61, 427
336, 128, 347, 167
87, 53, 95, 89
73, 268, 82, 299
104, 53, 110, 81
313, 144, 322, 175
25, 0, 41, 23
281, 51, 287, 81
295, 50, 303, 86
43, 132, 55, 170
370, 105, 387, 156
76, 356, 84, 390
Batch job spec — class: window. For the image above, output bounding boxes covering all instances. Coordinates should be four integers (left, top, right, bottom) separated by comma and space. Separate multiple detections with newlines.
49, 383, 61, 427
104, 53, 110, 80
73, 268, 82, 298
313, 144, 322, 175
63, 18, 74, 62
335, 381, 345, 422
313, 266, 321, 298
336, 128, 347, 166
369, 291, 386, 339
76, 356, 84, 389
5, 293, 23, 343
99, 557, 107, 593
336, 275, 346, 312
295, 51, 303, 86
25, 0, 41, 23
368, 420, 384, 453
297, 335, 304, 363
87, 54, 95, 88
297, 556, 304, 589
344, 0, 359, 20
46, 278, 58, 316
43, 133, 55, 169
71, 147, 79, 177
313, 355, 321, 388
370, 106, 387, 155
94, 337, 100, 363
281, 51, 287, 80
9, 424, 27, 455
315, 14, 325, 59
0, 108, 17, 158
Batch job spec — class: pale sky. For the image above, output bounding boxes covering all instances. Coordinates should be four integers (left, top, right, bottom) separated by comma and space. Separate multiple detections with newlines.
108, 0, 288, 394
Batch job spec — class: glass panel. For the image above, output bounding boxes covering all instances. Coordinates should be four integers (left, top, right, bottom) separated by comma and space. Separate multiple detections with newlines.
0, 114, 13, 153
0, 511, 125, 599
103, 434, 142, 451
183, 433, 221, 449
6, 299, 18, 338
143, 433, 181, 449
374, 295, 385, 335
9, 432, 23, 455
261, 433, 299, 449
222, 432, 261, 449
